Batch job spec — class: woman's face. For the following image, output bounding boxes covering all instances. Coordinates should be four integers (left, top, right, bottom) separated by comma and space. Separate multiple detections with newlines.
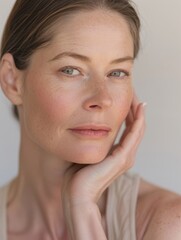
21, 9, 134, 164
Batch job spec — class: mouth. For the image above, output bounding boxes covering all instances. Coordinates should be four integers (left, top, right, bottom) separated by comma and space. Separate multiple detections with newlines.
68, 124, 112, 139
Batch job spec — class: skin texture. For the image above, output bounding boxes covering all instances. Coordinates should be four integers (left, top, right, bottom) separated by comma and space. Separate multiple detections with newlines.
0, 8, 181, 240
20, 10, 134, 165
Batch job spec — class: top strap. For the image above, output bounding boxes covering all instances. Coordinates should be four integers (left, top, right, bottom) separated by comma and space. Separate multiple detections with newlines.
0, 183, 10, 240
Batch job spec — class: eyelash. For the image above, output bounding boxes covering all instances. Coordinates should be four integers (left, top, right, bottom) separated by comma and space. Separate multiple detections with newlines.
108, 69, 130, 78
60, 66, 130, 79
60, 66, 81, 77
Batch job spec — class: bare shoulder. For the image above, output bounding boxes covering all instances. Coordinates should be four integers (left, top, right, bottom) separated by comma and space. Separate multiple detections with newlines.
136, 178, 181, 240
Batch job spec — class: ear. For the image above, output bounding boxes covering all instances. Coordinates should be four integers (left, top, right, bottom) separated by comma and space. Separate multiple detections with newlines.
0, 53, 24, 105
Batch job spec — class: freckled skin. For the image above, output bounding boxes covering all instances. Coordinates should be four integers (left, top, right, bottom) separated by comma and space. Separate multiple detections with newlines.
3, 8, 181, 240
21, 9, 134, 164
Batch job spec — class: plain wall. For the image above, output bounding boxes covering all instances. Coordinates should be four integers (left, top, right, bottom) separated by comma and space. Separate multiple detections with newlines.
0, 0, 181, 193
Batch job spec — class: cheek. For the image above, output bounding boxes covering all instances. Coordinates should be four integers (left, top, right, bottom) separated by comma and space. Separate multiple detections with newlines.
24, 73, 75, 122
22, 75, 77, 149
113, 84, 133, 124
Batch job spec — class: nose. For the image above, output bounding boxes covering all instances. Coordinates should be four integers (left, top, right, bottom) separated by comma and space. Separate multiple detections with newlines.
82, 82, 113, 112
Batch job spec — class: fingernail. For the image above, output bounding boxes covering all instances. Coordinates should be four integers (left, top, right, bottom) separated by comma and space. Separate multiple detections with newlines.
142, 102, 147, 107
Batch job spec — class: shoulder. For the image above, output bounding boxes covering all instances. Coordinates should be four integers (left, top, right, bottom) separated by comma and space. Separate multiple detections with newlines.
136, 178, 181, 240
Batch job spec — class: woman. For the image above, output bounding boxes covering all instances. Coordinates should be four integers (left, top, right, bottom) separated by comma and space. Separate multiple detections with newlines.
0, 0, 181, 239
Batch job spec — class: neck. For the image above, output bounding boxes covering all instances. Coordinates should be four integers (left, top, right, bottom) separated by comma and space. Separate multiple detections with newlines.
7, 130, 107, 238
7, 133, 72, 238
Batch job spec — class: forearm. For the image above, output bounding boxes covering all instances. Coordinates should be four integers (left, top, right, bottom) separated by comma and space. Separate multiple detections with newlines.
65, 203, 107, 240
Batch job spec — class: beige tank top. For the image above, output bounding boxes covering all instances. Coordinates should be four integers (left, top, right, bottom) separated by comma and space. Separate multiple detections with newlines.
0, 172, 140, 240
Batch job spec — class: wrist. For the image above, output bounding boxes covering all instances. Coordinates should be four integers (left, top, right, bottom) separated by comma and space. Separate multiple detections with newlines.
65, 203, 107, 240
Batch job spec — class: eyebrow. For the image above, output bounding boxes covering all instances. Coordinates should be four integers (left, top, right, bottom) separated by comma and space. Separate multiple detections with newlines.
49, 51, 134, 64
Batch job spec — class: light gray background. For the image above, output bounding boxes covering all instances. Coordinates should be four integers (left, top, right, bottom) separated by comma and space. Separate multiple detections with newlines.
0, 0, 181, 193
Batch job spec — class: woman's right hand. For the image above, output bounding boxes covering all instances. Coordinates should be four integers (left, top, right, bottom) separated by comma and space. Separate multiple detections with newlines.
62, 93, 146, 240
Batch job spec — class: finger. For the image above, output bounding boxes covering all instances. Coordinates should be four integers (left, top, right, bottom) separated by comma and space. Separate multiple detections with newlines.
114, 102, 146, 155
115, 93, 137, 149
132, 90, 140, 117
122, 94, 146, 145
121, 91, 143, 142
87, 103, 146, 198
125, 108, 134, 127
125, 91, 140, 127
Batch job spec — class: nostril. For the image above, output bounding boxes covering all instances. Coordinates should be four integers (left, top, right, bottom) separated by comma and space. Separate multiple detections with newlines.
83, 89, 113, 111
90, 105, 98, 108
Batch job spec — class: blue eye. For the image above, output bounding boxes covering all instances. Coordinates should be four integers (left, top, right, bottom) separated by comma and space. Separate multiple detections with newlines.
109, 70, 128, 78
61, 67, 80, 76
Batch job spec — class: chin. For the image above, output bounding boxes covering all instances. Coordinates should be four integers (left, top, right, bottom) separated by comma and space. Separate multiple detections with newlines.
61, 147, 110, 165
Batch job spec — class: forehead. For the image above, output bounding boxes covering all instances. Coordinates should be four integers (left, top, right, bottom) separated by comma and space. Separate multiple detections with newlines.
31, 9, 134, 65
50, 9, 133, 53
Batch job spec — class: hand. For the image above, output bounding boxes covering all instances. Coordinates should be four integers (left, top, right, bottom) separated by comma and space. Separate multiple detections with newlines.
62, 93, 146, 239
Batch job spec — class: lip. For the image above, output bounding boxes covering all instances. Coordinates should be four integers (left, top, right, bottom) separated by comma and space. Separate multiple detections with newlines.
68, 124, 112, 138
70, 124, 112, 131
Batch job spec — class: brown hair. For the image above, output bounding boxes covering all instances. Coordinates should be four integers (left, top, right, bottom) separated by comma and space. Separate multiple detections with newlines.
0, 0, 141, 120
